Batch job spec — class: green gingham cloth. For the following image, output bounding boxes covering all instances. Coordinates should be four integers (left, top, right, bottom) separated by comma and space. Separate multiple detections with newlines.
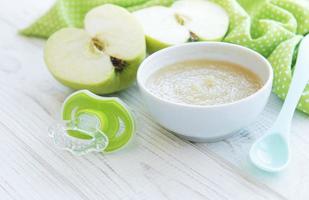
21, 0, 309, 114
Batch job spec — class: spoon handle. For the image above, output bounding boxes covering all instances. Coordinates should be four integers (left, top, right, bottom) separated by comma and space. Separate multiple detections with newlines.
274, 35, 309, 134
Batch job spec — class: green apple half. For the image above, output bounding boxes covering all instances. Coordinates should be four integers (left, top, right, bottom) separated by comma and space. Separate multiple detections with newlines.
44, 4, 146, 94
133, 0, 229, 53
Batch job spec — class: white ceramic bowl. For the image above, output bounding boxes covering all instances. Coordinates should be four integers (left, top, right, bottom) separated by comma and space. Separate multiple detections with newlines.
137, 42, 273, 142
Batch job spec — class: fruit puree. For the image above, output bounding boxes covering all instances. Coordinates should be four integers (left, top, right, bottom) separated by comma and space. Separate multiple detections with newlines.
147, 60, 261, 106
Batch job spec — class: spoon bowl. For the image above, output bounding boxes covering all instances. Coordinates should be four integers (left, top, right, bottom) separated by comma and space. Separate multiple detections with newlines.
250, 133, 290, 172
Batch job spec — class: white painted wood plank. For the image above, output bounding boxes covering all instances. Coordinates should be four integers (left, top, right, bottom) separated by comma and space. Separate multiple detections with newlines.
0, 0, 309, 199
0, 80, 284, 200
203, 96, 309, 200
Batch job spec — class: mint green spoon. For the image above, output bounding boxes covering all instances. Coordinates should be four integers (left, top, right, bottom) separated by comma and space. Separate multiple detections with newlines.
250, 35, 309, 172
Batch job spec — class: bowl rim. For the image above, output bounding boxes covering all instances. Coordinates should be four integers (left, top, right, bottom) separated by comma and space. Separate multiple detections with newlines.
137, 42, 273, 109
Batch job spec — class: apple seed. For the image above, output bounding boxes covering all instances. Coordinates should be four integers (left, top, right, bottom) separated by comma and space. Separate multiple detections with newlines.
188, 32, 199, 42
110, 57, 128, 72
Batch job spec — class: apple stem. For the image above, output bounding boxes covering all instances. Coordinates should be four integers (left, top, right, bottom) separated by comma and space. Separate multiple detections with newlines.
175, 13, 185, 25
92, 38, 105, 52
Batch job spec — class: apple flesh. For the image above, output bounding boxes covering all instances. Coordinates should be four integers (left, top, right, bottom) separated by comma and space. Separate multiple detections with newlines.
133, 0, 229, 53
44, 4, 146, 94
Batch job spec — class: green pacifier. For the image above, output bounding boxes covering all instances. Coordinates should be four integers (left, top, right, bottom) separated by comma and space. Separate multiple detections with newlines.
49, 90, 135, 155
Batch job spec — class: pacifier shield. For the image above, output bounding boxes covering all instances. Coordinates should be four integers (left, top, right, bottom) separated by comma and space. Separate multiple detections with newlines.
60, 90, 135, 153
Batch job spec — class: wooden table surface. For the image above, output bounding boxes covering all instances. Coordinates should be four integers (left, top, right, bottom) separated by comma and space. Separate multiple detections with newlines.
1, 0, 309, 199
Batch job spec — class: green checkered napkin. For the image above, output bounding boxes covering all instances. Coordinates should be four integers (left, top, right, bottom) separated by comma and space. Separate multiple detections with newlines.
21, 0, 309, 114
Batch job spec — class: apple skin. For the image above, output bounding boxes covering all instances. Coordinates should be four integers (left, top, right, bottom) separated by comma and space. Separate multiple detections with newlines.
145, 36, 170, 54
146, 36, 228, 54
45, 52, 146, 94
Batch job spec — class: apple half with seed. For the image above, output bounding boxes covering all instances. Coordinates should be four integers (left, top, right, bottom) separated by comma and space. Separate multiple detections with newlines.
133, 0, 229, 53
44, 4, 146, 94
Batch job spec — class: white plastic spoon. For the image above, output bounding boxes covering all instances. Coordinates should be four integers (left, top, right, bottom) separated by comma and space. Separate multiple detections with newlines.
250, 35, 309, 172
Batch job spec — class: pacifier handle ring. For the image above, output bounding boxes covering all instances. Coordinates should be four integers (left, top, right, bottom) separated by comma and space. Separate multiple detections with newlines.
49, 114, 109, 156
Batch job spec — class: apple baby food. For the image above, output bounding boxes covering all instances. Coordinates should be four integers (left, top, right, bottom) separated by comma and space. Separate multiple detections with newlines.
133, 0, 229, 53
44, 4, 146, 94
